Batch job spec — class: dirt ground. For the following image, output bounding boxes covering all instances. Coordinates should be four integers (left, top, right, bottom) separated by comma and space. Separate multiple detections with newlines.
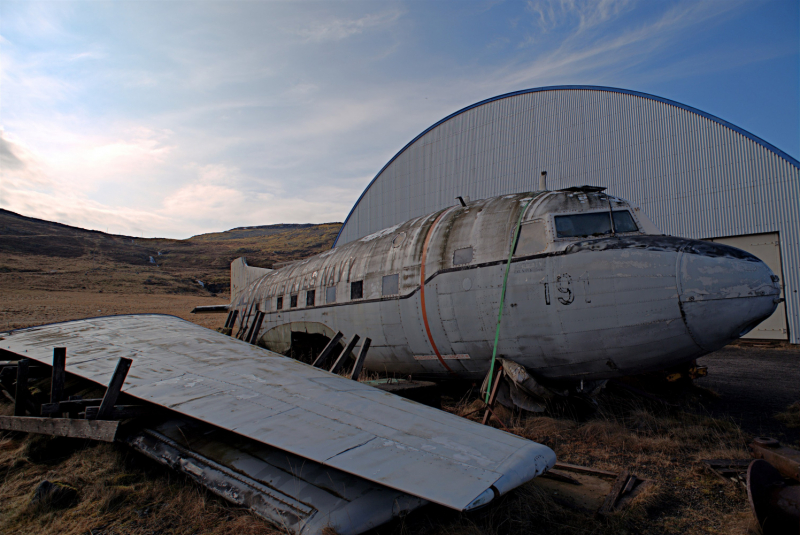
0, 289, 230, 333
697, 342, 800, 445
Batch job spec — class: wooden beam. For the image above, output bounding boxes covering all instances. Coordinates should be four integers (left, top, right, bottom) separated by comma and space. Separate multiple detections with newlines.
41, 398, 104, 416
245, 310, 261, 343
92, 358, 132, 420
248, 311, 265, 345
51, 347, 66, 404
329, 335, 360, 374
14, 359, 29, 417
311, 332, 343, 368
553, 461, 619, 478
482, 366, 504, 426
0, 416, 119, 442
597, 469, 630, 516
349, 338, 371, 381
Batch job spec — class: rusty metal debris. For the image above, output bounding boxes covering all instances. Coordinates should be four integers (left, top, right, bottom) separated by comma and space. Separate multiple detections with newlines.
747, 459, 800, 535
751, 437, 800, 483
745, 438, 800, 534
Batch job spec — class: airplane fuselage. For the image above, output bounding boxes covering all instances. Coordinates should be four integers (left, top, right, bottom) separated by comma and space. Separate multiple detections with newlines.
229, 190, 780, 382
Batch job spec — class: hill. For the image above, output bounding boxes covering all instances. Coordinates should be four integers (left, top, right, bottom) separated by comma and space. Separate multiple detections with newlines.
0, 209, 341, 296
0, 209, 340, 330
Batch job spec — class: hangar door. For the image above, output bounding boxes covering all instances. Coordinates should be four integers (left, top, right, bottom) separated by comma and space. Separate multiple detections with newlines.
705, 233, 787, 340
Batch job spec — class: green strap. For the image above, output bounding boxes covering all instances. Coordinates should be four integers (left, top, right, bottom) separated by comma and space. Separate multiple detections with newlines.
485, 195, 535, 403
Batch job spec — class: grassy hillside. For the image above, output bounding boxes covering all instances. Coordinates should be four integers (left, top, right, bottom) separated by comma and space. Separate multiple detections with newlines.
0, 209, 341, 297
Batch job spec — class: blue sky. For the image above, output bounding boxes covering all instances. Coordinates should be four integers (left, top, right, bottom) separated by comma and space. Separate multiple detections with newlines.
1, 0, 797, 238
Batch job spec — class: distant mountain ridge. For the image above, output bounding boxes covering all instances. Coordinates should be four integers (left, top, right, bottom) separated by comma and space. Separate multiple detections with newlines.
0, 208, 341, 296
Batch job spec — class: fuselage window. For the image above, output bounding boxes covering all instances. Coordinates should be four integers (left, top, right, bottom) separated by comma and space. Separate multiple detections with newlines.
453, 247, 473, 265
382, 274, 399, 295
290, 294, 298, 308
555, 210, 638, 238
326, 286, 336, 304
514, 221, 546, 256
306, 289, 315, 307
350, 280, 363, 300
276, 296, 283, 310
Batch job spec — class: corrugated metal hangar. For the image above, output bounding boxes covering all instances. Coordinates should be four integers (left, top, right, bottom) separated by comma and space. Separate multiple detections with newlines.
333, 86, 800, 344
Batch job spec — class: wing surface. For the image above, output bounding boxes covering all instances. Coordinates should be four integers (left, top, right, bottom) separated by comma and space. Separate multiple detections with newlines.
1, 314, 555, 510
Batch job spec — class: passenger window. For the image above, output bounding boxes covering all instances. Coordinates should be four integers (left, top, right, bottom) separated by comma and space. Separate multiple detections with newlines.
453, 247, 473, 265
306, 289, 315, 307
276, 296, 283, 310
290, 294, 298, 308
514, 221, 546, 256
350, 280, 363, 300
326, 286, 336, 304
382, 274, 399, 295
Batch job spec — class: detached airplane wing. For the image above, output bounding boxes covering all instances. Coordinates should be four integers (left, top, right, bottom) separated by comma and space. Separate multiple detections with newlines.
1, 314, 555, 511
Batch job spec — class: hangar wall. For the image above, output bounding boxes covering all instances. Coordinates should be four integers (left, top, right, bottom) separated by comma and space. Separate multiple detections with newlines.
333, 86, 800, 343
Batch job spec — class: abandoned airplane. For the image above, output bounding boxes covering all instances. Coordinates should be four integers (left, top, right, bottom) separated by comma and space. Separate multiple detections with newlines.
225, 185, 781, 390
0, 184, 782, 534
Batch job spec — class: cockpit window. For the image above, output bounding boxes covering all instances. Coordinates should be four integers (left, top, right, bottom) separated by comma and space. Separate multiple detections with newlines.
555, 210, 638, 238
612, 210, 638, 233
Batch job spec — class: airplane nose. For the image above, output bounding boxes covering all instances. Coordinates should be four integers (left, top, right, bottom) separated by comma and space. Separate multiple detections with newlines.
678, 241, 781, 351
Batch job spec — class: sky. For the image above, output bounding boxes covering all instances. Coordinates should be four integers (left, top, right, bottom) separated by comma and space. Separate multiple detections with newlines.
1, 0, 797, 239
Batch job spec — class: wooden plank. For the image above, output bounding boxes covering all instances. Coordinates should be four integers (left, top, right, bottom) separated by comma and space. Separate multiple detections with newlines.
14, 359, 29, 417
51, 347, 66, 404
311, 332, 343, 368
329, 335, 359, 374
482, 367, 504, 426
554, 461, 619, 478
93, 358, 132, 420
249, 311, 265, 345
597, 469, 630, 516
245, 310, 261, 343
0, 416, 119, 442
349, 338, 371, 381
539, 469, 582, 485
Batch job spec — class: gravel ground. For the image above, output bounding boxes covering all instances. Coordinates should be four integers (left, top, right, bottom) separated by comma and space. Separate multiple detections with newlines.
696, 342, 800, 445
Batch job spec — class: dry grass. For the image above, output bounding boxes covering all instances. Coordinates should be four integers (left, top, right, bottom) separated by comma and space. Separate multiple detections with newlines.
776, 401, 800, 429
0, 420, 282, 535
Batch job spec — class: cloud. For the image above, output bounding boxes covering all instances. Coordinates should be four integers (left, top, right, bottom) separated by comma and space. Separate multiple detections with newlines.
499, 0, 748, 89
295, 11, 401, 43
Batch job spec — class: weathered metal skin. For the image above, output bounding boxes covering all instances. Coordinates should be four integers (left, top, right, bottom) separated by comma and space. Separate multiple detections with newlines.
233, 190, 780, 382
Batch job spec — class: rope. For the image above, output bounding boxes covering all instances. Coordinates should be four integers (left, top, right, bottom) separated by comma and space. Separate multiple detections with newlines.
485, 195, 535, 403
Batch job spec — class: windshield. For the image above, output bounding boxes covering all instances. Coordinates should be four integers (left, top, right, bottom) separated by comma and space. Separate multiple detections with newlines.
555, 211, 638, 238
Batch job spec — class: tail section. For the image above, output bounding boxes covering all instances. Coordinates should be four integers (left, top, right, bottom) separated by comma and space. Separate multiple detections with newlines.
230, 257, 272, 303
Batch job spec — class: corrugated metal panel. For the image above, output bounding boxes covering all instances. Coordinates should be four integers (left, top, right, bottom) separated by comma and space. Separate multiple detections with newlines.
334, 87, 800, 343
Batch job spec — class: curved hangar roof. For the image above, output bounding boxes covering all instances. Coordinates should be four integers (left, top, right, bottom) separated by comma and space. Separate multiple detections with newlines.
333, 85, 800, 343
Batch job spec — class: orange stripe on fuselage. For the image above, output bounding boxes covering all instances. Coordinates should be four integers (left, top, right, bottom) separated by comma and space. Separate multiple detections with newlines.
420, 209, 455, 373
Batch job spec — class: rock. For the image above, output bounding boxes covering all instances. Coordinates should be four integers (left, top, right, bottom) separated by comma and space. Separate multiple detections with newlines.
31, 479, 78, 509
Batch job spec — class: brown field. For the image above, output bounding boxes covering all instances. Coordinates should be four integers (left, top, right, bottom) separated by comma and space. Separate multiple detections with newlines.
1, 209, 795, 535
